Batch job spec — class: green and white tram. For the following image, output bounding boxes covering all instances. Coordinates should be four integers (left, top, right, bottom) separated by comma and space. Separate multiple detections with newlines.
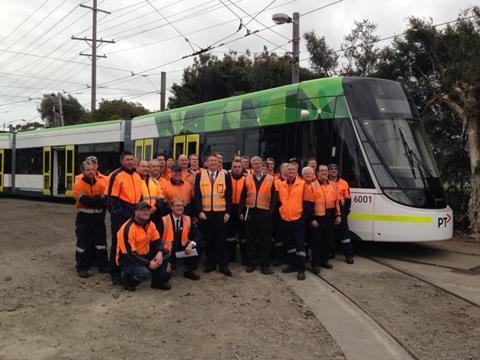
0, 76, 453, 242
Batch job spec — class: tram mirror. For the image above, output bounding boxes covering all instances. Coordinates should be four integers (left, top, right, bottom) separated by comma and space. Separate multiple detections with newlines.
300, 109, 310, 119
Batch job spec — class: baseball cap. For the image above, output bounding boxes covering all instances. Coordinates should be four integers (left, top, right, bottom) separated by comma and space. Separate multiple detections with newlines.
135, 201, 152, 210
172, 162, 182, 172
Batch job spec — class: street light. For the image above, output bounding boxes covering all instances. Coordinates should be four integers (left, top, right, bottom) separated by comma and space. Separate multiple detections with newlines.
272, 12, 300, 84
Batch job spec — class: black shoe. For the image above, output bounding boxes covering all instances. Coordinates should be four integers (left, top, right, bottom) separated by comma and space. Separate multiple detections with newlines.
151, 282, 171, 290
183, 271, 200, 281
78, 270, 91, 278
204, 265, 216, 273
272, 258, 284, 267
321, 262, 333, 269
261, 266, 274, 275
282, 265, 296, 273
219, 267, 232, 277
111, 275, 122, 286
246, 265, 256, 273
346, 257, 354, 264
297, 271, 306, 280
97, 267, 110, 274
311, 267, 320, 275
122, 273, 136, 291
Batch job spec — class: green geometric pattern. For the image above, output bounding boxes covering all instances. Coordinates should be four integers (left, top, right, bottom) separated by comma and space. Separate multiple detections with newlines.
132, 77, 347, 137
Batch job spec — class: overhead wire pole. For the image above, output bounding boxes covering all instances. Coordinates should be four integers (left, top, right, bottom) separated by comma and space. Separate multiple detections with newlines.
72, 0, 114, 115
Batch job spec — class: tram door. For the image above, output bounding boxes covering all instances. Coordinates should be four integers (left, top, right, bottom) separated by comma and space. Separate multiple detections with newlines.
42, 146, 51, 195
64, 145, 75, 197
0, 149, 4, 193
134, 138, 154, 161
173, 134, 200, 159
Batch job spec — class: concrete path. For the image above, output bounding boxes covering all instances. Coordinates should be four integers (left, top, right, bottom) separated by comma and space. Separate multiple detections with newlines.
278, 270, 414, 360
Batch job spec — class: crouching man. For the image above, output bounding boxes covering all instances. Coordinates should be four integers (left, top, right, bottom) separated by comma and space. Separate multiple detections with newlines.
158, 198, 203, 281
116, 201, 171, 291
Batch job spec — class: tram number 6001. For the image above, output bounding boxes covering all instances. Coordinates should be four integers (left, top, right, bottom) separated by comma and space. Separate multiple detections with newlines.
353, 195, 372, 204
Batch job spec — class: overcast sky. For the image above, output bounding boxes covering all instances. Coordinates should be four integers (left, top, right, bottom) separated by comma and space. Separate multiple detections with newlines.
0, 0, 475, 127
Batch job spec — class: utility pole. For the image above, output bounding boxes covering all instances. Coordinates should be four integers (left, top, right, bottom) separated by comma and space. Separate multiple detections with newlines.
160, 71, 166, 111
291, 12, 300, 84
72, 0, 114, 116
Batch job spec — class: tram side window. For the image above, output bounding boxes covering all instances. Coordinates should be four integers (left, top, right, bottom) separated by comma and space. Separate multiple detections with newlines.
156, 138, 172, 157
77, 142, 121, 175
244, 126, 287, 161
204, 132, 237, 162
16, 148, 43, 174
3, 150, 11, 174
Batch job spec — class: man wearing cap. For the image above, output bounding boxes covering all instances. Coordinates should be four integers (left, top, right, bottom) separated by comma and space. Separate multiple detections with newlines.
73, 160, 108, 278
75, 156, 107, 187
157, 198, 203, 281
328, 164, 354, 264
116, 201, 171, 291
162, 162, 194, 216
105, 151, 144, 285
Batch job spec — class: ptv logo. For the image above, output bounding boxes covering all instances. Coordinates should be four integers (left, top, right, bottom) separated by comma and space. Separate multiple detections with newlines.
438, 214, 452, 228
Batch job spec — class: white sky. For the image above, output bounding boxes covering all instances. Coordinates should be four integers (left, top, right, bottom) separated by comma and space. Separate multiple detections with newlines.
0, 0, 475, 127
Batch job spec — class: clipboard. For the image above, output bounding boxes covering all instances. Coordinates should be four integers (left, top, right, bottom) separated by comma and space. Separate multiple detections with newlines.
175, 249, 199, 258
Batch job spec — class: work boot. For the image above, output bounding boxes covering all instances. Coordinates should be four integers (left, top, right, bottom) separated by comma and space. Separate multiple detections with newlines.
78, 270, 91, 279
321, 262, 333, 269
282, 265, 296, 273
151, 281, 171, 290
183, 271, 201, 281
311, 266, 320, 275
246, 265, 256, 273
297, 271, 306, 281
219, 266, 232, 277
261, 266, 274, 275
122, 273, 136, 292
346, 257, 354, 265
203, 264, 216, 273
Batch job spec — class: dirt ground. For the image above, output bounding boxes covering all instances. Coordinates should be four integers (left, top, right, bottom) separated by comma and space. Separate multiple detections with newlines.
322, 241, 480, 360
0, 198, 345, 360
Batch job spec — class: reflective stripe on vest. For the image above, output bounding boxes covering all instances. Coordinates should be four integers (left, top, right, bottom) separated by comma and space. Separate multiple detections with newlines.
231, 176, 246, 205
200, 170, 226, 212
310, 181, 338, 216
161, 215, 191, 254
245, 174, 273, 210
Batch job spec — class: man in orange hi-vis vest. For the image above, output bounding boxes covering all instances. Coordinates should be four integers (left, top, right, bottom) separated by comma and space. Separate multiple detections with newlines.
194, 153, 232, 276
240, 156, 277, 275
227, 160, 247, 264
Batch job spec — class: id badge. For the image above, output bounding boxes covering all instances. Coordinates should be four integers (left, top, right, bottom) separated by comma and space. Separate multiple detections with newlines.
216, 184, 224, 193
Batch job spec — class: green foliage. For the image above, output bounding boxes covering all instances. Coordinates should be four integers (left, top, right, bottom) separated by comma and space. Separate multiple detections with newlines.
303, 31, 338, 77
38, 94, 87, 127
94, 99, 150, 121
168, 50, 317, 109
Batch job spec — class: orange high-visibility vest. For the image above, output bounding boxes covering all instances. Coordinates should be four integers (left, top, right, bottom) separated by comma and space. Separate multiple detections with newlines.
105, 169, 143, 205
277, 178, 305, 222
161, 214, 191, 255
231, 175, 246, 205
141, 176, 163, 207
331, 178, 351, 205
199, 170, 227, 212
73, 177, 105, 210
310, 180, 340, 217
245, 173, 274, 210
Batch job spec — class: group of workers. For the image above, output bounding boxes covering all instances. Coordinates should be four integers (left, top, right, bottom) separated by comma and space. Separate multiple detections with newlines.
72, 151, 354, 291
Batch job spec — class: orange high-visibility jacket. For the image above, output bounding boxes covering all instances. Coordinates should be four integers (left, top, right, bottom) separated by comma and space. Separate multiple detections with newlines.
160, 214, 191, 255
309, 180, 340, 217
75, 171, 107, 188
141, 176, 164, 207
331, 178, 351, 205
199, 169, 227, 212
277, 178, 311, 221
116, 219, 161, 265
105, 168, 143, 205
163, 179, 193, 205
231, 175, 246, 205
244, 173, 274, 210
73, 176, 105, 210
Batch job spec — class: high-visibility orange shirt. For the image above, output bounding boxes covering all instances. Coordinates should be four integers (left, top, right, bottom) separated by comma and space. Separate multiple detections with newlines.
105, 168, 143, 205
199, 169, 227, 212
331, 178, 350, 205
309, 180, 340, 217
75, 171, 107, 188
141, 176, 164, 207
160, 214, 191, 254
231, 175, 246, 205
244, 173, 274, 210
73, 176, 105, 209
161, 168, 172, 181
116, 219, 160, 265
277, 178, 312, 221
163, 179, 193, 205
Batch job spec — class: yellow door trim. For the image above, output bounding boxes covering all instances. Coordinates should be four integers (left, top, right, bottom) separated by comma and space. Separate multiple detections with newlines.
65, 145, 75, 197
144, 138, 154, 161
134, 139, 144, 160
186, 134, 200, 155
42, 146, 51, 195
173, 135, 186, 160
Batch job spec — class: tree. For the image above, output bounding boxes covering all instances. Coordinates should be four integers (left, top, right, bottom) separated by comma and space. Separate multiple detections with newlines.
341, 19, 380, 76
304, 31, 338, 77
94, 99, 150, 121
38, 94, 87, 127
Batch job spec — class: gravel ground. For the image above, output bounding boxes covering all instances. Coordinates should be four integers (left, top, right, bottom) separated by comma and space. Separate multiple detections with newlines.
322, 243, 480, 360
0, 198, 345, 360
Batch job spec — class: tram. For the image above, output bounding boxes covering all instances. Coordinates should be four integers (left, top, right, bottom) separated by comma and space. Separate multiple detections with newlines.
0, 76, 453, 242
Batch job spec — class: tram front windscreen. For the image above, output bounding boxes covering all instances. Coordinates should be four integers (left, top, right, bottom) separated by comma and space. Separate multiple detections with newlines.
343, 77, 446, 209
